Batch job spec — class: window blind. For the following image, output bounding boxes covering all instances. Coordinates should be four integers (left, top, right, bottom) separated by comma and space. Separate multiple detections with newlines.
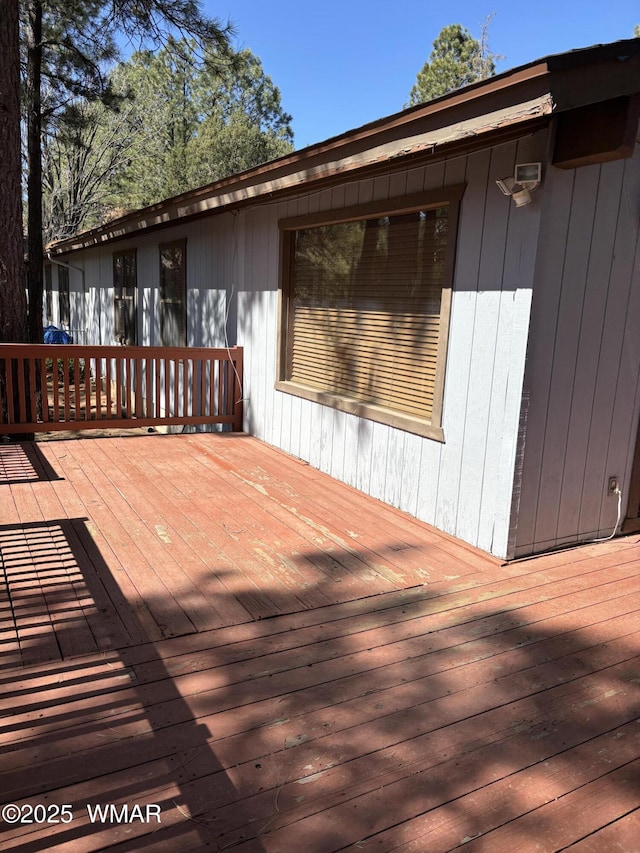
287, 207, 449, 421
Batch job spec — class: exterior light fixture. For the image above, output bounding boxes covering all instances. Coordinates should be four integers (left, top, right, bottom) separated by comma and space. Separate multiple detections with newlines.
496, 162, 542, 207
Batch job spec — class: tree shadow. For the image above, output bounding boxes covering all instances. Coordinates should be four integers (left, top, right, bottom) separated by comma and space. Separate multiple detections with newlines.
160, 556, 639, 852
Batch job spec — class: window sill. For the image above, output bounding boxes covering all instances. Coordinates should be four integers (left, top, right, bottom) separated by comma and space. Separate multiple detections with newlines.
275, 380, 445, 442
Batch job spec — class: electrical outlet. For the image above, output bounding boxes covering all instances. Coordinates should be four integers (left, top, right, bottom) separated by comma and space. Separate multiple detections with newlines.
608, 476, 619, 496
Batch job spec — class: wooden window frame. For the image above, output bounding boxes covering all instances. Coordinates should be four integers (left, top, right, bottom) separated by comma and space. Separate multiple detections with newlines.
113, 249, 138, 345
276, 185, 465, 441
159, 239, 187, 347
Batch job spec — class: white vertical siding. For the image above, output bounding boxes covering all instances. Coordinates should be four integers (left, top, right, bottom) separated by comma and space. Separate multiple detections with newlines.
514, 146, 640, 556
477, 136, 541, 555
71, 215, 234, 348
237, 133, 547, 558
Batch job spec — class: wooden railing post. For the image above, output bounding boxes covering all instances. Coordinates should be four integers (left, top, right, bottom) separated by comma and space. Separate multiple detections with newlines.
232, 348, 244, 432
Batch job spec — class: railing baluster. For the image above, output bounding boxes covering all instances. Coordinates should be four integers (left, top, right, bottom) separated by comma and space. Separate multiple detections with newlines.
5, 359, 15, 424
16, 358, 26, 423
73, 355, 80, 421
126, 357, 133, 420
218, 358, 225, 418
39, 356, 49, 423
200, 358, 206, 417
183, 359, 190, 418
94, 357, 102, 420
52, 357, 59, 422
28, 357, 37, 423
146, 356, 153, 419
163, 359, 168, 419
6, 362, 13, 423
84, 356, 91, 421
135, 355, 143, 418
64, 356, 71, 422
233, 349, 243, 431
174, 359, 179, 418
115, 354, 122, 419
0, 361, 5, 425
105, 356, 112, 420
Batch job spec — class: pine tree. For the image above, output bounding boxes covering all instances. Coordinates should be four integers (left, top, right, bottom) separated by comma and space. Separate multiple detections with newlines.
407, 20, 499, 107
21, 0, 232, 343
43, 38, 294, 227
0, 0, 27, 343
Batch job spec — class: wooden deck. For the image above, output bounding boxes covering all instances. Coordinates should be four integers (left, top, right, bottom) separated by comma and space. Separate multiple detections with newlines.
1, 432, 639, 851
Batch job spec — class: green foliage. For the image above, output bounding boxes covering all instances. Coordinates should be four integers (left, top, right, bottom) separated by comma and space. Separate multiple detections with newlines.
185, 47, 294, 187
295, 222, 366, 301
635, 24, 640, 37
30, 0, 230, 116
112, 39, 293, 210
43, 38, 294, 235
29, 0, 120, 119
407, 21, 498, 106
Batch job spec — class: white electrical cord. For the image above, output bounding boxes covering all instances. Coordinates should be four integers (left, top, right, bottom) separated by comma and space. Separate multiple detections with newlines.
225, 211, 245, 408
590, 486, 624, 543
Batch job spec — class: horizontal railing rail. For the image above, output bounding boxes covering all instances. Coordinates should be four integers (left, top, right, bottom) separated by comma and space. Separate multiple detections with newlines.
0, 344, 243, 434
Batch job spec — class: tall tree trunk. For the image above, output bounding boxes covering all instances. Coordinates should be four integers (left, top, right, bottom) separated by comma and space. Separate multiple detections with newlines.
0, 0, 27, 343
26, 0, 44, 345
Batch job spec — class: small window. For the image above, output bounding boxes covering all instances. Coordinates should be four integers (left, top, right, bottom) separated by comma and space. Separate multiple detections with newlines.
58, 266, 70, 326
277, 186, 464, 439
159, 240, 187, 347
113, 250, 137, 345
44, 263, 53, 322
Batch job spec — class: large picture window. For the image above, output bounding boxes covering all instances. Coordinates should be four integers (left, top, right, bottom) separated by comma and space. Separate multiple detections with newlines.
277, 186, 463, 439
113, 249, 137, 345
159, 240, 187, 347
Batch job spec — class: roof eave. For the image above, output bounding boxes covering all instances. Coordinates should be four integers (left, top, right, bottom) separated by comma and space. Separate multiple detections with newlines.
48, 38, 640, 256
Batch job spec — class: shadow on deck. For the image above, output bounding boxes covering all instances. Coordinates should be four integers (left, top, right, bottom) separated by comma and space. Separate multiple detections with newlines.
0, 434, 639, 851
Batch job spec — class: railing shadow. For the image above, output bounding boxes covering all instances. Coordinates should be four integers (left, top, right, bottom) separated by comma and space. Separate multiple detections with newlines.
0, 442, 62, 485
0, 518, 147, 668
0, 516, 268, 851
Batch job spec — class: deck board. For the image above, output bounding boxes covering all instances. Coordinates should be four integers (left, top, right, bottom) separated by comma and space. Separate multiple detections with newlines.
0, 433, 639, 851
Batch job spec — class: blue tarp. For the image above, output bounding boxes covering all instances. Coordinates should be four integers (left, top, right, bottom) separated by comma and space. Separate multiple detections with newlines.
44, 326, 73, 344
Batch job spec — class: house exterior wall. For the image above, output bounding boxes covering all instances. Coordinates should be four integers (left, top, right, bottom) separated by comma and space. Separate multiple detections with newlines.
236, 130, 548, 559
58, 216, 235, 349
54, 129, 569, 560
512, 144, 640, 557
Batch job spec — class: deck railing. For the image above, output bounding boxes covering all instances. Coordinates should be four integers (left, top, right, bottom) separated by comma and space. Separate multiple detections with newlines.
0, 344, 243, 434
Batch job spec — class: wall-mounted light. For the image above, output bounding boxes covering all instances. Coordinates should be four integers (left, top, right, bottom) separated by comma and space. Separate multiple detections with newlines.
496, 162, 542, 207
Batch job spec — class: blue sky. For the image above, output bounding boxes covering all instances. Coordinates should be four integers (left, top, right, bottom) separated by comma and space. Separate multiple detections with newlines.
210, 0, 639, 149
